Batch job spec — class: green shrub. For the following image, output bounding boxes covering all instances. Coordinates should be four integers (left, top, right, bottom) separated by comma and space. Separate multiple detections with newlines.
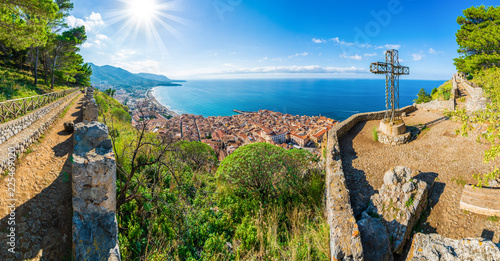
414, 88, 432, 104
111, 107, 131, 122
372, 127, 378, 141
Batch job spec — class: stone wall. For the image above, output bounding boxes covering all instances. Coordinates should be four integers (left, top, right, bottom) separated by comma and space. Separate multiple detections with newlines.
324, 105, 416, 260
456, 74, 487, 111
72, 88, 121, 260
82, 87, 98, 123
415, 99, 452, 112
0, 90, 79, 174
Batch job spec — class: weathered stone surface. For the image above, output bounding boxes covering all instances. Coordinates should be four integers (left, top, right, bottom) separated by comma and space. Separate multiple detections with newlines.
82, 87, 98, 124
415, 99, 451, 111
379, 132, 411, 146
406, 233, 500, 261
326, 131, 364, 260
370, 166, 432, 254
73, 122, 116, 213
73, 212, 121, 261
64, 121, 74, 133
402, 182, 416, 193
384, 170, 398, 185
358, 215, 393, 261
72, 120, 121, 260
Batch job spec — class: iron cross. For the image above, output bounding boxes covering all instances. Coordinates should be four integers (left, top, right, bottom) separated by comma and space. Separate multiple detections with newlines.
370, 49, 409, 124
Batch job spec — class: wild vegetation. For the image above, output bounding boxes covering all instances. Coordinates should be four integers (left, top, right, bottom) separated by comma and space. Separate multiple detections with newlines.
0, 0, 91, 101
94, 90, 329, 260
446, 5, 500, 186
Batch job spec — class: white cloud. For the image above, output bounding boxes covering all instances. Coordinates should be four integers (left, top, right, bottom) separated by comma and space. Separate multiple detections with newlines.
66, 12, 104, 32
340, 53, 363, 60
82, 42, 92, 48
331, 37, 355, 46
113, 60, 162, 74
312, 38, 327, 44
412, 53, 425, 61
114, 49, 137, 59
96, 34, 108, 40
428, 48, 443, 55
376, 44, 402, 50
258, 56, 268, 62
288, 52, 310, 58
179, 65, 367, 76
364, 53, 377, 57
229, 52, 237, 55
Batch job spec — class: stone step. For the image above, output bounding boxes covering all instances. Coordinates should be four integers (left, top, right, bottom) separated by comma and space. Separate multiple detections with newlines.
459, 185, 500, 216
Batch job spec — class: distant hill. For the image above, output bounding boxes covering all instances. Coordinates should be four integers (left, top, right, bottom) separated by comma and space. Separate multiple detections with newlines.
89, 63, 180, 90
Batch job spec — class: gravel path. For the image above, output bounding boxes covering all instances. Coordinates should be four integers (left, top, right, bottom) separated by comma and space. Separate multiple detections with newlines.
339, 109, 500, 245
0, 94, 83, 260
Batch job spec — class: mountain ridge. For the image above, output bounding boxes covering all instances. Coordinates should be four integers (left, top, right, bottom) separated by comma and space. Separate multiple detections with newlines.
89, 63, 180, 90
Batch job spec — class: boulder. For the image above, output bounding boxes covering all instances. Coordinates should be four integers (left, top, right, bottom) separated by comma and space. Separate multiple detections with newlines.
370, 166, 433, 254
63, 121, 74, 133
358, 215, 393, 261
407, 233, 500, 261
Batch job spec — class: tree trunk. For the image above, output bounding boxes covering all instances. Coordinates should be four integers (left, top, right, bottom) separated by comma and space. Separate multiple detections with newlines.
34, 47, 39, 85
51, 54, 57, 89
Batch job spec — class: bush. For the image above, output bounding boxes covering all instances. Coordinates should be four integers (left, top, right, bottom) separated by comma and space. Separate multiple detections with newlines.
414, 88, 432, 104
111, 107, 131, 122
216, 143, 313, 204
372, 127, 378, 141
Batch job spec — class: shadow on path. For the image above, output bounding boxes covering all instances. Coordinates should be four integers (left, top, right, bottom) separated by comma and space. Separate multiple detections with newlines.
338, 121, 376, 218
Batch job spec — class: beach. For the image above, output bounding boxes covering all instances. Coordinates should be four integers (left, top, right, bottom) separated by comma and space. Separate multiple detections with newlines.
146, 88, 180, 117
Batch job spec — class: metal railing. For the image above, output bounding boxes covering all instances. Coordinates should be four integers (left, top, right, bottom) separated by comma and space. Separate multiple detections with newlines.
0, 88, 79, 123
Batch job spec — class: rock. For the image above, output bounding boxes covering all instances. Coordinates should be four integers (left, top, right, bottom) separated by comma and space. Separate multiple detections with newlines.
352, 192, 370, 217
394, 166, 412, 183
402, 182, 416, 193
489, 179, 499, 187
370, 166, 432, 254
358, 216, 393, 261
384, 170, 397, 185
407, 233, 500, 260
63, 121, 74, 133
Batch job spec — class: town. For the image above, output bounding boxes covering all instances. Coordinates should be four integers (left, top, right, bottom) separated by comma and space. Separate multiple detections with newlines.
126, 93, 337, 160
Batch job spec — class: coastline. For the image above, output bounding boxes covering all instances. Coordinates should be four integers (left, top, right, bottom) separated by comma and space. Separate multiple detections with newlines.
146, 87, 180, 117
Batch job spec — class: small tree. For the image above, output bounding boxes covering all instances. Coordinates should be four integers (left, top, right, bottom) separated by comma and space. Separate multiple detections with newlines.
414, 88, 432, 104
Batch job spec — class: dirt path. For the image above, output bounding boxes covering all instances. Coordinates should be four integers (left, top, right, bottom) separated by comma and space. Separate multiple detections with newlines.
339, 110, 500, 247
0, 94, 83, 260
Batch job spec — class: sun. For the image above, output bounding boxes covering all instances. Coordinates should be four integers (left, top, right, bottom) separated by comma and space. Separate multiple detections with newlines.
107, 0, 188, 53
126, 0, 158, 24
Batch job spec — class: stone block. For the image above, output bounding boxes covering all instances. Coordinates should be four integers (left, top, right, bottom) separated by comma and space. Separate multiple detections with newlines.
370, 166, 431, 254
358, 215, 393, 261
406, 233, 500, 260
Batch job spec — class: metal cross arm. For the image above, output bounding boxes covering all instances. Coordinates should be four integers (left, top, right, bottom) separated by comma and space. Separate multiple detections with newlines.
370, 62, 409, 75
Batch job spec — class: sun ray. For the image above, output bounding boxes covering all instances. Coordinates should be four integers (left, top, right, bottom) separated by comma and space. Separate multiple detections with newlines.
102, 0, 188, 55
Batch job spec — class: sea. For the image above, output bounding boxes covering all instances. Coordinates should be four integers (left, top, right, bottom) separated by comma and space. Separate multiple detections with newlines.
151, 79, 445, 122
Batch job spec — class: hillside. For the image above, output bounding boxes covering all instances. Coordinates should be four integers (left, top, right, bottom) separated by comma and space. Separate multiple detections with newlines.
89, 63, 180, 90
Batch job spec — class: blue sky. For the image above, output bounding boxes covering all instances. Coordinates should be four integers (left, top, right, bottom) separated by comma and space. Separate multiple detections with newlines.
68, 0, 487, 80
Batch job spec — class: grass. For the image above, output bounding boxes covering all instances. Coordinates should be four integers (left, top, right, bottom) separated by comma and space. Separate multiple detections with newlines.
372, 127, 378, 141
25, 147, 33, 154
405, 194, 415, 208
0, 64, 74, 102
487, 216, 498, 222
431, 80, 452, 101
452, 176, 467, 187
459, 97, 466, 103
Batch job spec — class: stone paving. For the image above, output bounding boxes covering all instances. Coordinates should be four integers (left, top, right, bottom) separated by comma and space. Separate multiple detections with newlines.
0, 94, 83, 260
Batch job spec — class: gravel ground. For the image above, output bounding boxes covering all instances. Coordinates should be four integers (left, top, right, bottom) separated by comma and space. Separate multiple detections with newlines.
0, 94, 83, 260
339, 109, 500, 247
